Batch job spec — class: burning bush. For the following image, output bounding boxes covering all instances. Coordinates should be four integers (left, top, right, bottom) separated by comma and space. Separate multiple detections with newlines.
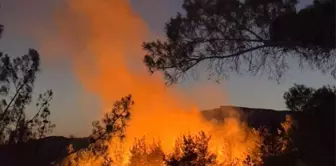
129, 137, 165, 166
164, 132, 217, 166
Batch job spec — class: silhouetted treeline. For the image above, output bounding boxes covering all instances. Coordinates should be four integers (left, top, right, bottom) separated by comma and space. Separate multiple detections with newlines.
143, 0, 335, 84
0, 84, 333, 166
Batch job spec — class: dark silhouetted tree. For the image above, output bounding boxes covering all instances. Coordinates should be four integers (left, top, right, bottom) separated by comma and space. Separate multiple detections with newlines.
143, 0, 335, 84
284, 84, 335, 166
58, 95, 134, 166
89, 94, 133, 143
0, 19, 55, 166
88, 94, 133, 165
0, 23, 55, 145
258, 115, 298, 166
283, 84, 315, 112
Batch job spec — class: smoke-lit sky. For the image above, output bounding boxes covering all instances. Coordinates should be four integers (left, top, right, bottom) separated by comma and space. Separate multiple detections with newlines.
0, 0, 334, 137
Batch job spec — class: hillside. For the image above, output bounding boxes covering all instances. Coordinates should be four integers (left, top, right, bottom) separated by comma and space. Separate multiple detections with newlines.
0, 136, 90, 166
0, 106, 292, 166
202, 106, 291, 129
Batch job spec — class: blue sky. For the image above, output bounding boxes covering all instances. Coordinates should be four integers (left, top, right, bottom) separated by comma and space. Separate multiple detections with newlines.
0, 0, 334, 136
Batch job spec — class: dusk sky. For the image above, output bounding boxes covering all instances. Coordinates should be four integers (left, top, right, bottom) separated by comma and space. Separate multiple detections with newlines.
0, 0, 334, 137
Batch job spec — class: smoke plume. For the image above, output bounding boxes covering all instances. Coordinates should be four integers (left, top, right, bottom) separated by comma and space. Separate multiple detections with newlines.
51, 0, 261, 164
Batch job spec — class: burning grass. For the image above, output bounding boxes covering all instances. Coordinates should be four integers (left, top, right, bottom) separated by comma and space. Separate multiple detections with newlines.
57, 99, 293, 166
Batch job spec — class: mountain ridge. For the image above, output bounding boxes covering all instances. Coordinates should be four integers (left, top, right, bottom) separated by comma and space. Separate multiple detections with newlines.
202, 105, 291, 129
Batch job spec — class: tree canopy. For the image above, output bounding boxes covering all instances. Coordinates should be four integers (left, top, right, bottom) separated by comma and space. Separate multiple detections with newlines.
0, 22, 54, 144
283, 84, 335, 165
143, 0, 335, 84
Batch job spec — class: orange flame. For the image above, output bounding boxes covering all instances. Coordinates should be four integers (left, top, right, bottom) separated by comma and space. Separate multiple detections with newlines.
54, 0, 262, 165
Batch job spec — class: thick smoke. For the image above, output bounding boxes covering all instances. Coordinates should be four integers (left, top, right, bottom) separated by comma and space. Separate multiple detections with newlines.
51, 0, 261, 164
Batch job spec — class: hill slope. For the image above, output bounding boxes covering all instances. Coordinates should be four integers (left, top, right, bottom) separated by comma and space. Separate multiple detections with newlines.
0, 136, 90, 166
202, 106, 291, 129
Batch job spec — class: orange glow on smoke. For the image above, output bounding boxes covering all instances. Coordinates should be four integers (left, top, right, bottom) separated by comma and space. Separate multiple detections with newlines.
56, 0, 262, 165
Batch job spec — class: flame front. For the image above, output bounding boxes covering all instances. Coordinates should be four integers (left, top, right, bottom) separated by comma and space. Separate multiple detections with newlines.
54, 0, 262, 165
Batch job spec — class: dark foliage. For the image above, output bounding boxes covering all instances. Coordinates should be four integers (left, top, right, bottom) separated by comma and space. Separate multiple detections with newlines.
258, 123, 298, 166
58, 95, 134, 165
0, 20, 55, 165
283, 84, 315, 112
270, 0, 335, 49
88, 95, 133, 165
284, 84, 335, 166
89, 94, 133, 143
0, 22, 54, 145
143, 0, 335, 84
0, 136, 89, 166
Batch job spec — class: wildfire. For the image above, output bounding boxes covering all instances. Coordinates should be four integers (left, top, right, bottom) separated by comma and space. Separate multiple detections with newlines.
53, 0, 264, 165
